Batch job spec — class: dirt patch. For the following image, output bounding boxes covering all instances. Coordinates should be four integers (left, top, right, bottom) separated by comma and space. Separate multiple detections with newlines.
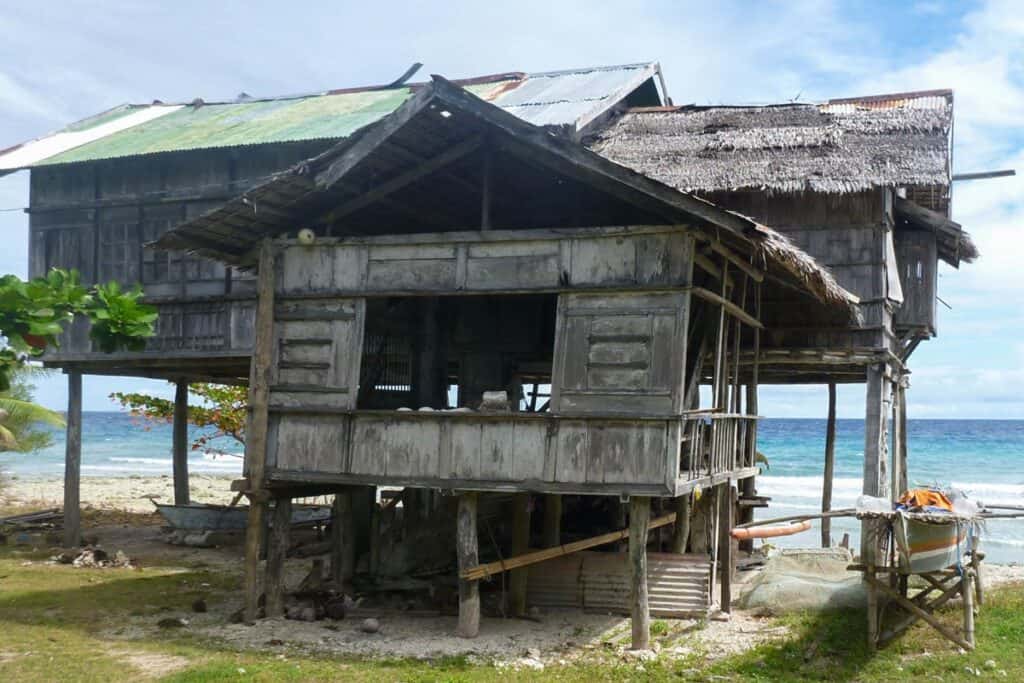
105, 648, 191, 679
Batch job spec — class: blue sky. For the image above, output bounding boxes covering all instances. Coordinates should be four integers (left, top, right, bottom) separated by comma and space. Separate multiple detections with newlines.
0, 0, 1021, 417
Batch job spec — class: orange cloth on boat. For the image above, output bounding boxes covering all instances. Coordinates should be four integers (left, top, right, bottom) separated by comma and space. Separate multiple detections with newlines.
898, 489, 954, 511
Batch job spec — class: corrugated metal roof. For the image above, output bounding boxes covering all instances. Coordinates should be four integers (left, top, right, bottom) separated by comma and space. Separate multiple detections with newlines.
0, 63, 660, 172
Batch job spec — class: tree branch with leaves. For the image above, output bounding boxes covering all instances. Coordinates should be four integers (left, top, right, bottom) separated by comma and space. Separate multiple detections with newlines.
111, 383, 246, 455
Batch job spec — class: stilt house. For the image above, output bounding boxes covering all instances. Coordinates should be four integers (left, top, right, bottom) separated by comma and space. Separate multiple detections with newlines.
0, 62, 976, 648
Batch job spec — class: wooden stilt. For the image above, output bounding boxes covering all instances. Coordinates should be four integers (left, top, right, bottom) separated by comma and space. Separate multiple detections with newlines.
861, 364, 891, 563
172, 381, 190, 506
866, 564, 879, 651
719, 483, 735, 612
821, 382, 837, 548
629, 496, 652, 650
963, 569, 976, 648
331, 489, 355, 588
890, 378, 904, 503
897, 377, 909, 495
671, 493, 690, 554
62, 370, 82, 549
369, 491, 381, 577
457, 492, 480, 638
509, 492, 531, 616
265, 497, 292, 618
542, 494, 562, 548
243, 239, 276, 623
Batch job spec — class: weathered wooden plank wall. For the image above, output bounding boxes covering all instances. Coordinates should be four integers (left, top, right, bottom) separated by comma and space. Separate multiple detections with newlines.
267, 412, 680, 496
29, 142, 330, 360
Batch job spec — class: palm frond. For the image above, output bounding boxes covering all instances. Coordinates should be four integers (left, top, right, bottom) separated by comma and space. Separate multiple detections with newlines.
0, 397, 65, 428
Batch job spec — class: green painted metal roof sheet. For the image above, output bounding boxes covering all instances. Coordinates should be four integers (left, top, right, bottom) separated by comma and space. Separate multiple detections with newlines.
0, 63, 660, 171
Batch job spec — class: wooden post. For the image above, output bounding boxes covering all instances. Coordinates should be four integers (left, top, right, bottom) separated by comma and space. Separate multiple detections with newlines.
172, 381, 190, 506
963, 569, 976, 648
629, 496, 652, 650
671, 493, 690, 553
821, 382, 837, 548
897, 377, 909, 495
509, 492, 531, 616
62, 370, 82, 549
243, 239, 276, 623
457, 492, 480, 638
369, 492, 381, 577
866, 564, 879, 650
264, 497, 292, 619
331, 489, 355, 588
861, 364, 891, 563
719, 483, 735, 612
542, 494, 561, 548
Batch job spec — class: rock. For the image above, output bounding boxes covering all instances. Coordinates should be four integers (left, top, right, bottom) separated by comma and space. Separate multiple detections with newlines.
710, 611, 731, 622
622, 649, 657, 662
324, 598, 347, 620
54, 551, 76, 565
299, 607, 317, 622
527, 605, 543, 620
157, 617, 189, 629
360, 617, 380, 634
113, 550, 132, 567
985, 660, 998, 669
191, 599, 208, 613
266, 639, 284, 646
526, 647, 541, 660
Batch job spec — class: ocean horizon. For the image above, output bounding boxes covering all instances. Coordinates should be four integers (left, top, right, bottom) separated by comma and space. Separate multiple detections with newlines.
1, 412, 1022, 563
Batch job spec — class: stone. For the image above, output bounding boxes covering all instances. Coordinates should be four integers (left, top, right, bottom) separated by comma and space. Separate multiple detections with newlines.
157, 617, 189, 629
191, 599, 208, 613
360, 617, 380, 634
324, 598, 347, 620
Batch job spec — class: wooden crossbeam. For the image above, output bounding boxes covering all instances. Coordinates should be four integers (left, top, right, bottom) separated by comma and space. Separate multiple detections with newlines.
319, 135, 483, 224
866, 575, 973, 651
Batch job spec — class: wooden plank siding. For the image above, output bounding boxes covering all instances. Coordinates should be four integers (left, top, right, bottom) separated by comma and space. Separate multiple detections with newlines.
29, 143, 330, 364
267, 411, 681, 496
261, 226, 695, 494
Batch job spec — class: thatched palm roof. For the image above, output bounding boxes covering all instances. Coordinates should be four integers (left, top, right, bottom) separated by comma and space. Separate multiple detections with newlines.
589, 90, 978, 266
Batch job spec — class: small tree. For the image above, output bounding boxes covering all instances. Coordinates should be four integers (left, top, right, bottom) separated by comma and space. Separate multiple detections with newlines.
0, 269, 157, 390
111, 383, 247, 454
0, 366, 64, 452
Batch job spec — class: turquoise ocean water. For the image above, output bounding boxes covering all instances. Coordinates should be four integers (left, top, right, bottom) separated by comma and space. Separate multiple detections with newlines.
1, 414, 1021, 563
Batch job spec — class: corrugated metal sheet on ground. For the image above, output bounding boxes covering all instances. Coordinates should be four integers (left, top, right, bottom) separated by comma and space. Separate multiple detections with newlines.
527, 551, 711, 617
0, 63, 659, 170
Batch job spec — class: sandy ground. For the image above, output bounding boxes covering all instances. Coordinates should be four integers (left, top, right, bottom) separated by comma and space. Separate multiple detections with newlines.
3, 478, 1024, 667
1, 474, 238, 513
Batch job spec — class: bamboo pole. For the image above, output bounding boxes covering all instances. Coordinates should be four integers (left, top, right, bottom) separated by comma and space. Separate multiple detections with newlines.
821, 382, 837, 547
461, 512, 677, 581
735, 508, 856, 530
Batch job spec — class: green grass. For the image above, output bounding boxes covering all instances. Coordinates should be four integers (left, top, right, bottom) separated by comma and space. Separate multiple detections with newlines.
0, 541, 1021, 681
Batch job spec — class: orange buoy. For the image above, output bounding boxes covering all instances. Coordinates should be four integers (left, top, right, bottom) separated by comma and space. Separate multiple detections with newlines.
730, 520, 812, 541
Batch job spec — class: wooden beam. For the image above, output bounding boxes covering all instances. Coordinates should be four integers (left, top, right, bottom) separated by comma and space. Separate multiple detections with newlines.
243, 239, 277, 623
331, 489, 355, 587
509, 492, 531, 617
461, 512, 677, 581
866, 575, 974, 651
62, 370, 82, 549
718, 483, 734, 612
691, 286, 763, 330
821, 382, 837, 548
456, 492, 480, 638
629, 497, 652, 650
672, 493, 691, 553
172, 381, 190, 506
264, 497, 292, 619
542, 494, 562, 548
320, 135, 483, 225
701, 239, 765, 283
952, 169, 1015, 181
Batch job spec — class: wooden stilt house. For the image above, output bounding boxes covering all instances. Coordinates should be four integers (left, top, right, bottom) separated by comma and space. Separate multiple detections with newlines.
153, 76, 858, 643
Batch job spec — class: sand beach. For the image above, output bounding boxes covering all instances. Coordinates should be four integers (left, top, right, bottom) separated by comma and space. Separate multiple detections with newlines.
1, 474, 238, 513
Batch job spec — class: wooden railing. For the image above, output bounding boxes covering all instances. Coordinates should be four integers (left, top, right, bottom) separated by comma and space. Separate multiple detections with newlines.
680, 413, 759, 481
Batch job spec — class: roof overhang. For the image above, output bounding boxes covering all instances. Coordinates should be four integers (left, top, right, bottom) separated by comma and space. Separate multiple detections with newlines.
155, 75, 859, 322
894, 196, 979, 267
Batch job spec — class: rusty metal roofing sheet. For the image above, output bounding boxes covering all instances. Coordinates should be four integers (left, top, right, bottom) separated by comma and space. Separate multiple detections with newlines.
527, 551, 711, 618
0, 63, 660, 171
